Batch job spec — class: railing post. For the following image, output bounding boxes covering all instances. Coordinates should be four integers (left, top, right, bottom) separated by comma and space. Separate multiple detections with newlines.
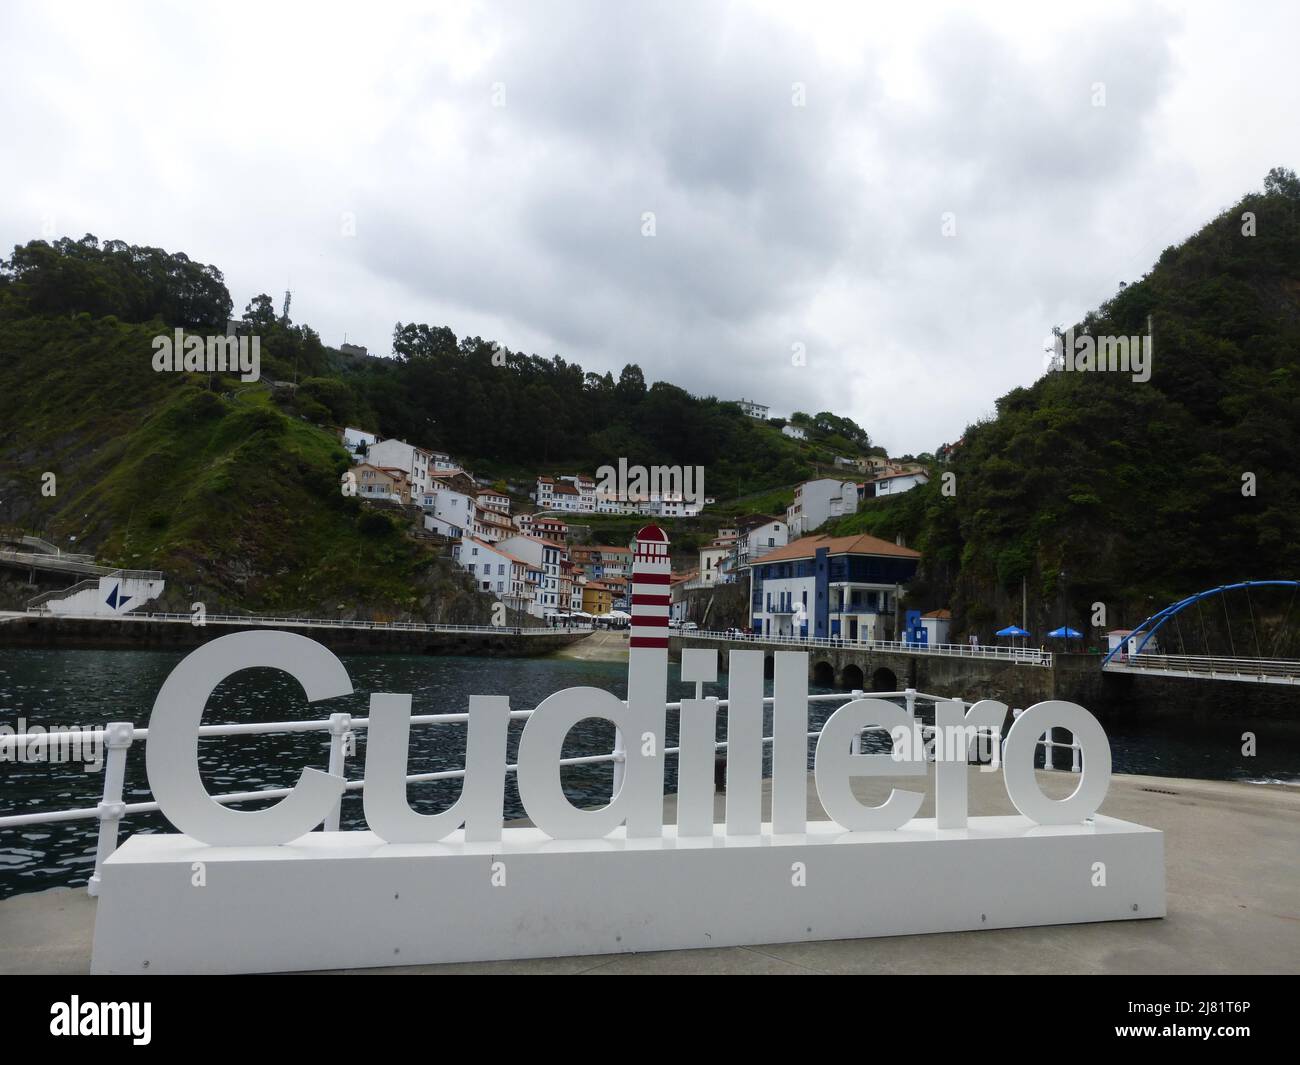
325, 712, 352, 832
1072, 734, 1082, 773
611, 702, 628, 797
88, 721, 134, 898
850, 689, 864, 753
1044, 725, 1054, 770
905, 687, 916, 721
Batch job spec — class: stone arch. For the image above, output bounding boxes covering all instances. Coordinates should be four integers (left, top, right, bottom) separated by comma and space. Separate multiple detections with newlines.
812, 660, 836, 688
870, 666, 898, 692
840, 663, 864, 691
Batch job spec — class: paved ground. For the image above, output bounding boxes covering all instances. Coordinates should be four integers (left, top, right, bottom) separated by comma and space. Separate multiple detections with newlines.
551, 628, 629, 661
2, 766, 1296, 974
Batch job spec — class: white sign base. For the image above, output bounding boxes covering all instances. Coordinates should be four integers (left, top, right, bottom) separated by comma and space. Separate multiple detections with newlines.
91, 816, 1165, 974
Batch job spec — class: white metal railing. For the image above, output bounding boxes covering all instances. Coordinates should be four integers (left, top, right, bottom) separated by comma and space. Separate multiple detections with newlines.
18, 535, 94, 562
17, 609, 588, 635
0, 550, 164, 580
0, 686, 1080, 897
25, 577, 104, 610
677, 628, 1052, 666
1105, 651, 1300, 682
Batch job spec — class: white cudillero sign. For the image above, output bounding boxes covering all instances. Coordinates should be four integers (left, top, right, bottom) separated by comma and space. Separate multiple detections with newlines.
91, 527, 1165, 974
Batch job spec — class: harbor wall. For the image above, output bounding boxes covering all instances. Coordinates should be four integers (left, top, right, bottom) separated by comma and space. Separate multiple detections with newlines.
0, 614, 588, 658
668, 638, 1300, 719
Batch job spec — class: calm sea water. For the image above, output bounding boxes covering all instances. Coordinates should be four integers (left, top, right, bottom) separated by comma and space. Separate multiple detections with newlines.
1, 648, 1296, 899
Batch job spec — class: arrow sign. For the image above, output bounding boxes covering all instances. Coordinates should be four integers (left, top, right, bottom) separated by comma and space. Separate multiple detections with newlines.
106, 582, 132, 611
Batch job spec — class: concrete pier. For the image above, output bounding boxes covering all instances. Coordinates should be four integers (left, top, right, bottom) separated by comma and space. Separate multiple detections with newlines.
2, 766, 1296, 975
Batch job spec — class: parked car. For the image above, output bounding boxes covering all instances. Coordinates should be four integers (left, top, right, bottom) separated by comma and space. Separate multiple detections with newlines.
681, 621, 698, 631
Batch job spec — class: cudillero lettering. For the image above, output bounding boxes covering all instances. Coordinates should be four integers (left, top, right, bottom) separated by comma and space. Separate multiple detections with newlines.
144, 527, 1111, 847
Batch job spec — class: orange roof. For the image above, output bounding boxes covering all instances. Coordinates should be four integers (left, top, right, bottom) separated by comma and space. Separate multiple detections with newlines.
756, 532, 920, 563
922, 609, 951, 619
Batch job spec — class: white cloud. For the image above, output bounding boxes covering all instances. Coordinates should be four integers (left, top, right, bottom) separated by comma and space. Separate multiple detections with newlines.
1, 0, 1297, 454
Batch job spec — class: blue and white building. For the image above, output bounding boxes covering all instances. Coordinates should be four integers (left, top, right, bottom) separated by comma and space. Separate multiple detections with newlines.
750, 533, 921, 641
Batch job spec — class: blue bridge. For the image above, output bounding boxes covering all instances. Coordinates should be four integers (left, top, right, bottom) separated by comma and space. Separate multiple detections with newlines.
1101, 580, 1300, 686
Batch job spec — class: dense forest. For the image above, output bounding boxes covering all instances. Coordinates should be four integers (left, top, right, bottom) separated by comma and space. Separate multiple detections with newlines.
832, 167, 1300, 641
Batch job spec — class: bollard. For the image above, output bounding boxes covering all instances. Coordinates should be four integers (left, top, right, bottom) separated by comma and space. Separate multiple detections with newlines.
325, 712, 352, 832
88, 721, 134, 897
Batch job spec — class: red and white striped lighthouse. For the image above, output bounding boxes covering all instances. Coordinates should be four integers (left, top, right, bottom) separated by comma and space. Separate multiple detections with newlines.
629, 524, 672, 648
622, 524, 671, 835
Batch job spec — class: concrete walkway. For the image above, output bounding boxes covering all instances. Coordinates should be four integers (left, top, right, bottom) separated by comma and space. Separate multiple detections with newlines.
551, 628, 629, 662
2, 767, 1296, 974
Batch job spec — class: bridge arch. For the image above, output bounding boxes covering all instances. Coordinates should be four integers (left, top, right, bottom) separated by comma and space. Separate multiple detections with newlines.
870, 666, 898, 692
812, 660, 836, 688
1101, 580, 1300, 667
840, 663, 864, 691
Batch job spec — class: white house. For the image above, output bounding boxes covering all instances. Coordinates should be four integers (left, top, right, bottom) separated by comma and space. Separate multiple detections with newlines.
735, 398, 769, 419
367, 438, 433, 500
782, 424, 808, 441
341, 427, 377, 462
1107, 629, 1159, 657
921, 609, 952, 645
736, 518, 788, 568
476, 488, 510, 514
420, 485, 476, 539
498, 534, 565, 617
868, 470, 930, 498
698, 544, 730, 586
641, 493, 705, 518
785, 478, 859, 537
454, 538, 532, 614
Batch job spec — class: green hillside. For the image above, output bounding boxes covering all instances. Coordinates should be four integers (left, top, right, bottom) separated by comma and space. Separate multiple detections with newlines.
0, 235, 853, 617
0, 301, 485, 621
829, 167, 1300, 639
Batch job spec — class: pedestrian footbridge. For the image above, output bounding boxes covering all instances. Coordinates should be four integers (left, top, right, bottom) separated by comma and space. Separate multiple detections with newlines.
1101, 581, 1300, 687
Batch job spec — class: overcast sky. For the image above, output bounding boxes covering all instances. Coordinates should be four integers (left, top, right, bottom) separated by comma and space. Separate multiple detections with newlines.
2, 1, 1297, 455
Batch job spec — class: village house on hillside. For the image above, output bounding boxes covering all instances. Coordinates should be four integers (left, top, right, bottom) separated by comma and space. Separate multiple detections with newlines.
749, 532, 920, 642
865, 469, 930, 498
352, 463, 411, 505
786, 478, 859, 538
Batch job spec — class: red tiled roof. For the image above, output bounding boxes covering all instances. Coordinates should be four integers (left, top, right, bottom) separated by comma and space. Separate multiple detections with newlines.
756, 532, 921, 563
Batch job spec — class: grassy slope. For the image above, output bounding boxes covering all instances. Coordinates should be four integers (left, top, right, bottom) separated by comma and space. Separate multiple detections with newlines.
0, 314, 484, 620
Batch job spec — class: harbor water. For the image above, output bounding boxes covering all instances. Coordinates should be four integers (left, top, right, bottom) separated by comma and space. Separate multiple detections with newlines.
1, 648, 1297, 899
